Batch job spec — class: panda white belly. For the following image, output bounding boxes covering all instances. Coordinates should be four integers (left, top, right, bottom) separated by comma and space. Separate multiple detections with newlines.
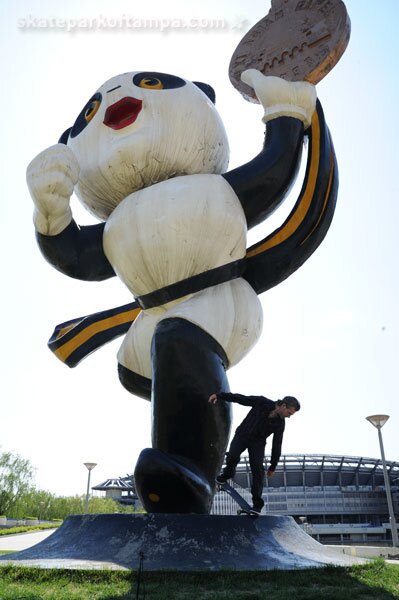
103, 173, 247, 298
106, 173, 263, 382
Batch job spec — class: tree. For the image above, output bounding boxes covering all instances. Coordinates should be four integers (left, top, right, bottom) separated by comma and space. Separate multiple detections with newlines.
0, 448, 34, 515
0, 448, 140, 519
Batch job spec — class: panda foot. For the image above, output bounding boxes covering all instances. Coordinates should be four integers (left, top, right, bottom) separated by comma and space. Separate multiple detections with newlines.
134, 448, 213, 514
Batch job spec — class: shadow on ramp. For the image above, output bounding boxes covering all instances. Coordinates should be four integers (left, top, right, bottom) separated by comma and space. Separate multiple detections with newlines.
0, 514, 365, 570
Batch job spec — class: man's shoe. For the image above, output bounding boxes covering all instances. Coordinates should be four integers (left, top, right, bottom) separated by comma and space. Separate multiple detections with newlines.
216, 473, 229, 484
251, 506, 262, 515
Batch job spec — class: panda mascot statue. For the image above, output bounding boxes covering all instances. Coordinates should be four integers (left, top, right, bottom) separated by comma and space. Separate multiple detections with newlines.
27, 68, 337, 514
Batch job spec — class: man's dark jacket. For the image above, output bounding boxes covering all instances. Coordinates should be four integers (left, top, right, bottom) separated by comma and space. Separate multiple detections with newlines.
216, 393, 285, 470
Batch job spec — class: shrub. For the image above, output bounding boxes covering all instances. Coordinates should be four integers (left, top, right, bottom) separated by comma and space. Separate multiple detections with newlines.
0, 523, 61, 536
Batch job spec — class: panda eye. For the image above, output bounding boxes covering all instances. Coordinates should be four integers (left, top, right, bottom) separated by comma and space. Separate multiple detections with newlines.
70, 92, 102, 139
84, 99, 101, 122
133, 72, 185, 90
138, 77, 164, 90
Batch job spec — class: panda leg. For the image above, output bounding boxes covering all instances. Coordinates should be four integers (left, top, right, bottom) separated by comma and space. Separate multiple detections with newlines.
118, 363, 151, 401
134, 317, 232, 513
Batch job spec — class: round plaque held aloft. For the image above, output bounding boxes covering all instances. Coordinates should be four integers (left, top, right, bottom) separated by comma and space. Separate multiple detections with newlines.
229, 0, 351, 102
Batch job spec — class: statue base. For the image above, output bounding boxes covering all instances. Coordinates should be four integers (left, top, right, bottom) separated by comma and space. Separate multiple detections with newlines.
0, 513, 363, 570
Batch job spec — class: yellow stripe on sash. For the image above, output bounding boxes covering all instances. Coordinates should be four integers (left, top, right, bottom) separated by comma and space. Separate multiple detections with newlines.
246, 110, 321, 258
54, 307, 141, 362
301, 142, 335, 246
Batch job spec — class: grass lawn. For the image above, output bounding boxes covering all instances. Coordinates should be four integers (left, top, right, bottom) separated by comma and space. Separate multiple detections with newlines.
0, 559, 398, 599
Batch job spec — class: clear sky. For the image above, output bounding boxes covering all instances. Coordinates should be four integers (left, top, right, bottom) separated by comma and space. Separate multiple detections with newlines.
1, 0, 398, 497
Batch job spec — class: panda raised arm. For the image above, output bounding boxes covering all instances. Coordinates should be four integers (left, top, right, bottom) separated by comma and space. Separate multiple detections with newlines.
223, 70, 316, 230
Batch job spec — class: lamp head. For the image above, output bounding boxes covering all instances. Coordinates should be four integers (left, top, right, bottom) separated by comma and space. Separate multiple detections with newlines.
366, 414, 390, 429
84, 462, 97, 471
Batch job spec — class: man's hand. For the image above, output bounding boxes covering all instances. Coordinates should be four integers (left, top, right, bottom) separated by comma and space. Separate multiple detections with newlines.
208, 394, 218, 404
267, 469, 275, 478
27, 143, 79, 236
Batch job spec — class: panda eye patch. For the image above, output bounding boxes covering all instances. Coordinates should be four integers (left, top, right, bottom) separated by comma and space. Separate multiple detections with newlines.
85, 99, 101, 122
70, 92, 102, 138
138, 77, 164, 90
132, 72, 186, 90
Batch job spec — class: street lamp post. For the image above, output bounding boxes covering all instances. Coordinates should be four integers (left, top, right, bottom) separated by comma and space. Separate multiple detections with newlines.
366, 415, 398, 547
39, 501, 45, 523
84, 462, 97, 513
299, 516, 310, 535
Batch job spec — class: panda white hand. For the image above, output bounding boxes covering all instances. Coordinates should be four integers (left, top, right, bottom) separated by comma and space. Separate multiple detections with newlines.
27, 143, 80, 235
241, 69, 317, 129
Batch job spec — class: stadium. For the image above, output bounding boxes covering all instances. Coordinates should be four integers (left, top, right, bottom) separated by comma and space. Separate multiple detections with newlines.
213, 454, 399, 544
94, 453, 399, 545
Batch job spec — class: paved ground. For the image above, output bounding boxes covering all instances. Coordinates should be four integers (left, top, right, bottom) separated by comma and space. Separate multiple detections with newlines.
326, 544, 399, 562
0, 529, 57, 552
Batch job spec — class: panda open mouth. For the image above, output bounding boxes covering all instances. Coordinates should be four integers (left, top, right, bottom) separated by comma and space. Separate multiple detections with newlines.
103, 97, 143, 130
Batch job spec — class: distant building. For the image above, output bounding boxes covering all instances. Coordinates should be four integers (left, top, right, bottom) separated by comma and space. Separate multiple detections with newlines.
92, 475, 139, 508
212, 454, 399, 545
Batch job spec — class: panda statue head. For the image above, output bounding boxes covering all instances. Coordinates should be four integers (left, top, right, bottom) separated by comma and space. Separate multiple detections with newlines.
60, 71, 230, 221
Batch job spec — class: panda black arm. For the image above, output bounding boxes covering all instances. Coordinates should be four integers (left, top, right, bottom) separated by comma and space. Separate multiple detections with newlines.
222, 117, 304, 229
36, 220, 115, 281
243, 100, 338, 295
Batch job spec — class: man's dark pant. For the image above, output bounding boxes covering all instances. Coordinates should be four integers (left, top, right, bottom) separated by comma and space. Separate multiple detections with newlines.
221, 432, 265, 510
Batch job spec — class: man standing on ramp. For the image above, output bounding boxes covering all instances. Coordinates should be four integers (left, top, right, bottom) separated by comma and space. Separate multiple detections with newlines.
209, 393, 300, 514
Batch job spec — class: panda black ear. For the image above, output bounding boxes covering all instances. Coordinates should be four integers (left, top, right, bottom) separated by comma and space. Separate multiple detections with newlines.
58, 127, 72, 145
193, 82, 216, 104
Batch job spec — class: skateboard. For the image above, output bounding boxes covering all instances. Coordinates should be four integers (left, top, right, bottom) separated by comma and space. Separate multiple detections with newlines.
217, 481, 259, 517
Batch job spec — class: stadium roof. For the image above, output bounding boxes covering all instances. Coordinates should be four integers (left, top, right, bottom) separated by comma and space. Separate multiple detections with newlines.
92, 477, 135, 491
260, 454, 398, 473
234, 454, 399, 488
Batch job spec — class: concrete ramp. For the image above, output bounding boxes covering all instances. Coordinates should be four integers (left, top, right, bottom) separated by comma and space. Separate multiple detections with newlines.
0, 514, 364, 570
